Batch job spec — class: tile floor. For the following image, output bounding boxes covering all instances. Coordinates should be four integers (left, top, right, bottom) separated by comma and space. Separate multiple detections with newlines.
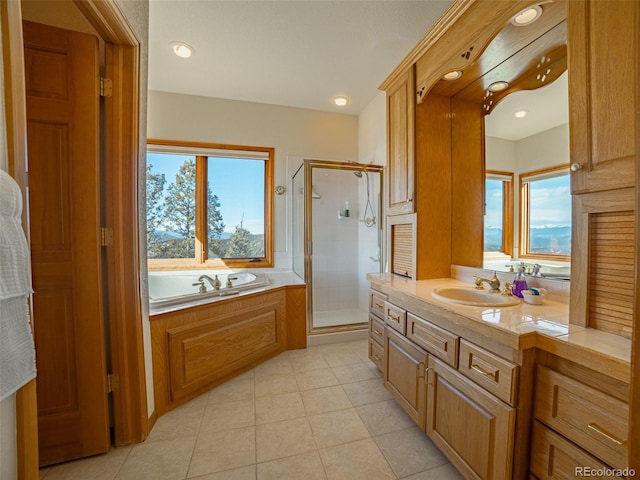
39, 339, 464, 480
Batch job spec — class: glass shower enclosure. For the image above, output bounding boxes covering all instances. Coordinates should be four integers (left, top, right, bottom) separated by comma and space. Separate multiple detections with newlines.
292, 160, 384, 334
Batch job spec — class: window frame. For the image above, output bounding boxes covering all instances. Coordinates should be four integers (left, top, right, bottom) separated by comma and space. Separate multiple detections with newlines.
146, 139, 274, 270
519, 164, 571, 261
485, 170, 514, 257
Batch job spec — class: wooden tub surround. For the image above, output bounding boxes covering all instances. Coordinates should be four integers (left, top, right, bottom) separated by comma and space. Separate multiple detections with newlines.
151, 276, 306, 415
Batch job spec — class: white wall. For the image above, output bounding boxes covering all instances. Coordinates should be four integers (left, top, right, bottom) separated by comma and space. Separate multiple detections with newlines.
147, 90, 359, 269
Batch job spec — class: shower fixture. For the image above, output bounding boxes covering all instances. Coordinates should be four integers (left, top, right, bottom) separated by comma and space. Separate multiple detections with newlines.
354, 169, 377, 228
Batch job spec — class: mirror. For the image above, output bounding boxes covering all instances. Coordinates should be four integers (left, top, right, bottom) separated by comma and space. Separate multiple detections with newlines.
483, 71, 571, 279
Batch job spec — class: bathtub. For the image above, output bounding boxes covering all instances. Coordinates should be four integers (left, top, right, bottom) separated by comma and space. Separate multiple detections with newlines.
148, 270, 270, 310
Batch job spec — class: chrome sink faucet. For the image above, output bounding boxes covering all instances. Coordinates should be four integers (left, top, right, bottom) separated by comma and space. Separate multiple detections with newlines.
473, 272, 501, 293
199, 274, 221, 290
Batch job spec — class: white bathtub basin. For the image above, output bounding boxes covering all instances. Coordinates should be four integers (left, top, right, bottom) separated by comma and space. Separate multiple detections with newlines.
432, 287, 520, 307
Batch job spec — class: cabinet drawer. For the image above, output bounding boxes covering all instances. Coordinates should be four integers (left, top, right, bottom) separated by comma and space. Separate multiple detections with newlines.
530, 421, 619, 480
384, 301, 407, 335
369, 289, 387, 319
368, 338, 384, 372
534, 366, 628, 469
406, 313, 458, 367
459, 339, 519, 406
369, 314, 385, 346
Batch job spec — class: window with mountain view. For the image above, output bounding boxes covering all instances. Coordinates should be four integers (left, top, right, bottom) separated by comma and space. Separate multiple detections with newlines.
146, 141, 273, 268
484, 171, 513, 255
520, 166, 571, 259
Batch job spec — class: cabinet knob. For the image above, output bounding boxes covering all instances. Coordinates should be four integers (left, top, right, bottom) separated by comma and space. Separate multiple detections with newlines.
570, 162, 583, 172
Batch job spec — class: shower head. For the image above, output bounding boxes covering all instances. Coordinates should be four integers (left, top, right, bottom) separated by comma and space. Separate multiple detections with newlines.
353, 170, 364, 178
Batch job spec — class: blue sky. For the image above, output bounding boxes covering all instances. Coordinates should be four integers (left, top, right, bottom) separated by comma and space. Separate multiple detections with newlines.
147, 153, 265, 235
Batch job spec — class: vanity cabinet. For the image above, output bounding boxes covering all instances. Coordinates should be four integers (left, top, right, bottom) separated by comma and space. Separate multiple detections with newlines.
368, 289, 387, 372
386, 67, 415, 216
532, 365, 629, 474
427, 356, 516, 480
384, 327, 427, 428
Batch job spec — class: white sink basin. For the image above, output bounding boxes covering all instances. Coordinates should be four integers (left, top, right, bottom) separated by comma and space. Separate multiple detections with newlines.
432, 287, 520, 307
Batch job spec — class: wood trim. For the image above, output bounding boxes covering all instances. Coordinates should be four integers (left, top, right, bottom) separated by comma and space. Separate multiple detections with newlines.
72, 0, 138, 45
104, 41, 148, 445
1, 2, 39, 478
285, 285, 307, 350
486, 170, 514, 257
146, 139, 275, 269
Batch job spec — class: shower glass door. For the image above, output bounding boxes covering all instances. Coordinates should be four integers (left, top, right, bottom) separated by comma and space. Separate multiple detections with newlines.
302, 160, 383, 333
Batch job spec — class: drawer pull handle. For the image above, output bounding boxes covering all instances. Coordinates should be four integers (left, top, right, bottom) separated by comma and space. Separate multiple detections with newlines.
471, 364, 496, 380
375, 303, 384, 309
374, 329, 383, 336
388, 312, 400, 322
373, 355, 382, 362
587, 423, 625, 445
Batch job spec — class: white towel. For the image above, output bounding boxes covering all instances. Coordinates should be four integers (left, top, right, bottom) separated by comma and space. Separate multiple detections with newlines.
0, 169, 33, 300
0, 170, 36, 400
0, 296, 36, 400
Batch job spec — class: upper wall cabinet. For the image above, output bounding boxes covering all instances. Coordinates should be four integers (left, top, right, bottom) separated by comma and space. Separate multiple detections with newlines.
568, 1, 637, 194
387, 67, 415, 216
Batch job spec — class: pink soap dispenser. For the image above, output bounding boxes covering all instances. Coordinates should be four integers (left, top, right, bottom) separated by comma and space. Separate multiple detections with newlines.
511, 263, 528, 298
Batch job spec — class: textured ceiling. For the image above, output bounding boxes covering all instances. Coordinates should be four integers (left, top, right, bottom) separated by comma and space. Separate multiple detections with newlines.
148, 0, 454, 115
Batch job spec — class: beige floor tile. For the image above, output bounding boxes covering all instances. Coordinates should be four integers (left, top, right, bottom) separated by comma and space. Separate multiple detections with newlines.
146, 404, 205, 443
295, 368, 340, 391
254, 356, 294, 376
116, 437, 195, 480
207, 378, 254, 404
256, 392, 306, 424
355, 399, 414, 436
257, 451, 327, 480
301, 385, 352, 415
287, 351, 332, 373
256, 417, 317, 463
342, 378, 392, 406
402, 463, 464, 479
324, 351, 366, 367
189, 465, 256, 480
255, 373, 299, 397
39, 468, 50, 479
332, 363, 376, 384
319, 438, 395, 480
308, 408, 370, 449
375, 426, 449, 478
200, 399, 255, 433
187, 426, 256, 478
41, 447, 131, 480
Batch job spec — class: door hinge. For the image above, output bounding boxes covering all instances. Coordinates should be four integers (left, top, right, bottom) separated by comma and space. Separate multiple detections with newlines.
107, 373, 120, 393
100, 77, 113, 97
101, 227, 114, 246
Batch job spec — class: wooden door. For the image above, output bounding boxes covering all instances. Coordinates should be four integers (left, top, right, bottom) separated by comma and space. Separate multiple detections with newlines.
23, 20, 110, 466
386, 67, 415, 215
384, 327, 427, 427
426, 357, 515, 480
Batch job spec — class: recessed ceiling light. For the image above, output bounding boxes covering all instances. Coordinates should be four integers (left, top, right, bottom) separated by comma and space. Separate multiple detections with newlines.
511, 5, 542, 26
170, 41, 195, 58
442, 70, 462, 81
334, 96, 349, 107
488, 81, 509, 92
514, 110, 528, 118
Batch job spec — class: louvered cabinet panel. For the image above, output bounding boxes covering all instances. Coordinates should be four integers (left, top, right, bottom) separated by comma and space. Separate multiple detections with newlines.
388, 214, 415, 278
588, 212, 635, 337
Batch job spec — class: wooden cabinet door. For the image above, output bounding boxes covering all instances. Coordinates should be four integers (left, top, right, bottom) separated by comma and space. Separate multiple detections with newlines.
426, 357, 516, 480
568, 1, 638, 194
384, 327, 427, 428
387, 67, 415, 215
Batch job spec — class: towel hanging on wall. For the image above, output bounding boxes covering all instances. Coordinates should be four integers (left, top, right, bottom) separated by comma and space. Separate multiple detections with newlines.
0, 169, 36, 400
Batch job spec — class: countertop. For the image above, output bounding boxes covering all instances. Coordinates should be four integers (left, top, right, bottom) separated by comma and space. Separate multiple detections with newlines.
367, 273, 631, 383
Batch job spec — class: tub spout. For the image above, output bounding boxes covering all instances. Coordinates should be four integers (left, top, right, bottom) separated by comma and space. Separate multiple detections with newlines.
198, 274, 221, 290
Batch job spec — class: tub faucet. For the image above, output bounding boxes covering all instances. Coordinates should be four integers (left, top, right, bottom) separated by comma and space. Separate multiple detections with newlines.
473, 272, 501, 293
199, 274, 221, 291
226, 276, 238, 289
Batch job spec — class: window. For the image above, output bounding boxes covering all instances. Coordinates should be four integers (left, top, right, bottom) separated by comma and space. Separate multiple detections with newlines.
519, 165, 571, 259
146, 140, 274, 269
484, 170, 514, 256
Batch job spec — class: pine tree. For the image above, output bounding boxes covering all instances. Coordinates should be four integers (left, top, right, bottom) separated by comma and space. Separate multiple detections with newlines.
226, 216, 259, 258
146, 163, 166, 257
